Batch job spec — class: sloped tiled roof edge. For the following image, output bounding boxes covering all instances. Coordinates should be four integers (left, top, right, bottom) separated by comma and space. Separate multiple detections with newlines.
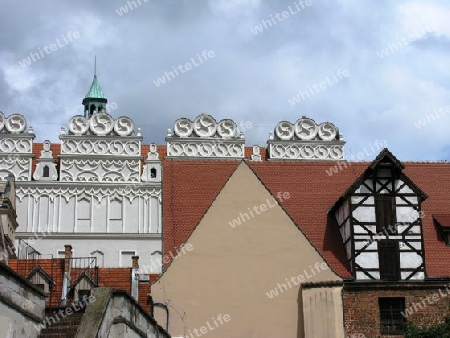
160, 160, 240, 280
246, 161, 350, 278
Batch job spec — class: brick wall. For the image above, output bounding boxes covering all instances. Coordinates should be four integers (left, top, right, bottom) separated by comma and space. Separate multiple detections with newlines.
343, 283, 450, 338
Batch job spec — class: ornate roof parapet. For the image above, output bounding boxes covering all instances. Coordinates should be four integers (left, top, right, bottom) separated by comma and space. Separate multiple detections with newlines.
60, 113, 141, 157
166, 114, 245, 159
58, 113, 143, 182
267, 117, 345, 160
33, 140, 58, 181
0, 112, 35, 181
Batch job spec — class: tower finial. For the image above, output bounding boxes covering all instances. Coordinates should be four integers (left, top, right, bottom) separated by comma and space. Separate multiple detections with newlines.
94, 55, 97, 76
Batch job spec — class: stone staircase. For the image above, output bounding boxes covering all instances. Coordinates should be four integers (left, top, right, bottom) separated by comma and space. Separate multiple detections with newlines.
37, 308, 85, 338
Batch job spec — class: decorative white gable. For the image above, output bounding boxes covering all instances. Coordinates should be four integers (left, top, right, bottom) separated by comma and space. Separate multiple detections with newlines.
59, 113, 141, 182
33, 140, 58, 181
2, 75, 163, 271
267, 117, 345, 160
141, 143, 162, 182
166, 114, 245, 159
0, 112, 34, 181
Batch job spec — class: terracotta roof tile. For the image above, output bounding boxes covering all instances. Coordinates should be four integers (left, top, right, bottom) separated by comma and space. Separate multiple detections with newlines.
433, 214, 450, 228
32, 143, 60, 175
163, 159, 450, 279
162, 160, 239, 268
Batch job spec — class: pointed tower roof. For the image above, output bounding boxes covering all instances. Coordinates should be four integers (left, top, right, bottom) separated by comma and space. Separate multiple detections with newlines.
84, 75, 107, 100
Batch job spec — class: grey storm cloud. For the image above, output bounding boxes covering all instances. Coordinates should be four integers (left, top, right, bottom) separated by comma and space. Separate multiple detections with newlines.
1, 0, 449, 160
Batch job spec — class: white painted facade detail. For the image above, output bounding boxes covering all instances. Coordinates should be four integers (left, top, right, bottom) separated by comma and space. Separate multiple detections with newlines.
267, 117, 345, 160
166, 114, 245, 159
0, 112, 34, 181
0, 99, 163, 270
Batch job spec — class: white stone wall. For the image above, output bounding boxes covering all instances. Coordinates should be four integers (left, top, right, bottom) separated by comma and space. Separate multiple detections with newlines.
15, 185, 161, 234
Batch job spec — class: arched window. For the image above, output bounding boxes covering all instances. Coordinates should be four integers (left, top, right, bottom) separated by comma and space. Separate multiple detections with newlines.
150, 168, 157, 178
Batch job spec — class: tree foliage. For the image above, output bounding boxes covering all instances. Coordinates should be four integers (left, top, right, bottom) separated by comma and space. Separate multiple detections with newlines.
406, 314, 450, 338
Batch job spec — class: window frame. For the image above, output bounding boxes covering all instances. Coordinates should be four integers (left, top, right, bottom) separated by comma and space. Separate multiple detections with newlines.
375, 194, 397, 235
379, 297, 406, 334
378, 240, 400, 281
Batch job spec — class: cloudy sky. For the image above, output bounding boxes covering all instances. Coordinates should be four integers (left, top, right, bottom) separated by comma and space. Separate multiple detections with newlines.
1, 0, 449, 160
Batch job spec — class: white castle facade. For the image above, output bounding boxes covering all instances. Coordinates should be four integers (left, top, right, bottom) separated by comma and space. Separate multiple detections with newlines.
0, 75, 345, 270
0, 76, 163, 270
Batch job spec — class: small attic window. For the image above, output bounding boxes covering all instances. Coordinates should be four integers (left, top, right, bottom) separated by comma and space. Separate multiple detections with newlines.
78, 289, 91, 301
433, 214, 450, 246
150, 168, 157, 178
43, 165, 50, 178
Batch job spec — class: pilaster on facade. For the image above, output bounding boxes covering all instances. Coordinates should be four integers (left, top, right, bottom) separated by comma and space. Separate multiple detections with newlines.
267, 117, 345, 160
166, 114, 245, 159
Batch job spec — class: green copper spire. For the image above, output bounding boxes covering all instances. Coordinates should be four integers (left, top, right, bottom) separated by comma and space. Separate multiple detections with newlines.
84, 75, 107, 100
82, 72, 108, 117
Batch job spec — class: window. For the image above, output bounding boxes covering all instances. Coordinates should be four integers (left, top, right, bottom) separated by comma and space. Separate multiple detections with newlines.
35, 284, 45, 291
150, 168, 157, 178
90, 250, 104, 267
378, 240, 400, 281
120, 250, 136, 267
43, 166, 49, 178
109, 199, 122, 220
375, 195, 397, 234
77, 198, 91, 231
77, 198, 91, 220
379, 298, 405, 334
78, 289, 91, 301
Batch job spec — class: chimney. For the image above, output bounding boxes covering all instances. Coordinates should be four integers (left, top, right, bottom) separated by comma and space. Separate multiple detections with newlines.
64, 244, 73, 272
132, 255, 139, 269
61, 244, 72, 306
131, 255, 139, 301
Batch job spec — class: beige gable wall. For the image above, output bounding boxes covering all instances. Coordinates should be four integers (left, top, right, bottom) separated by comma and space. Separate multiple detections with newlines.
151, 162, 343, 337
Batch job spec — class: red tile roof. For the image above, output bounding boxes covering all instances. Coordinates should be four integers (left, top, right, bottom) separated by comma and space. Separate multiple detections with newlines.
249, 160, 363, 278
29, 144, 450, 278
163, 159, 450, 279
8, 258, 64, 307
162, 160, 240, 269
404, 163, 450, 277
8, 258, 156, 309
433, 214, 450, 228
31, 143, 60, 174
